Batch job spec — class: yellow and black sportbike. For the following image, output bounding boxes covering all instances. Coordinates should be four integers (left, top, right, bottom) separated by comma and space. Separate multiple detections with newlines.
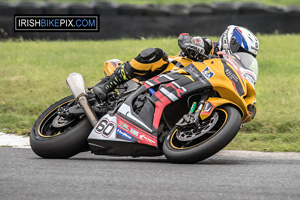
30, 52, 258, 164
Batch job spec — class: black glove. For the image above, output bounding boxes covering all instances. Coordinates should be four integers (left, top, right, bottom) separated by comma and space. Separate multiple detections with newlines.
178, 33, 212, 61
185, 44, 206, 60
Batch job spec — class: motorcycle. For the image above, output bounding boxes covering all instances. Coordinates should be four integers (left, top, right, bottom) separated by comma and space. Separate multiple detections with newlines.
30, 52, 258, 163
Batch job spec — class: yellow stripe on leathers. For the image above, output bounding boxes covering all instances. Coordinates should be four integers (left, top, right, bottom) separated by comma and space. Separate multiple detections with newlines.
129, 58, 168, 72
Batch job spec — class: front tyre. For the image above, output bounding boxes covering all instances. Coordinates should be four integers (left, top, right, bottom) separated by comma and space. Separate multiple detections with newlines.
163, 105, 241, 164
30, 95, 93, 159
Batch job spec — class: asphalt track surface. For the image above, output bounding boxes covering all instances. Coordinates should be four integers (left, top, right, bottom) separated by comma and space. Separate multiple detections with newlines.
1, 147, 300, 200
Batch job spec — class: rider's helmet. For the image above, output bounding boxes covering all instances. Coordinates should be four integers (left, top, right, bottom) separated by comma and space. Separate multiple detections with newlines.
218, 25, 259, 57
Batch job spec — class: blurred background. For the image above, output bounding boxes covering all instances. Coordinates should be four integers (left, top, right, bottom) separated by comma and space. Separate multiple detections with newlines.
1, 0, 300, 40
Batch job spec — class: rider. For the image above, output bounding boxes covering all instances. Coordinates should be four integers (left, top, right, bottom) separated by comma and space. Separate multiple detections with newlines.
93, 25, 259, 101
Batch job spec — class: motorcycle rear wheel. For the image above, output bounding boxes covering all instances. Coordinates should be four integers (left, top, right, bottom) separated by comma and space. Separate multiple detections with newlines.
163, 105, 241, 164
30, 95, 93, 159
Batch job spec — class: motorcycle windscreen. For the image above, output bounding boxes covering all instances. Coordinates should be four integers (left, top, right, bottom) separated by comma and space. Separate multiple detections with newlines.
231, 52, 258, 87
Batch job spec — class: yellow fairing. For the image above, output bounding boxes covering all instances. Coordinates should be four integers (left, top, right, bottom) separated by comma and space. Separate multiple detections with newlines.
193, 58, 256, 124
103, 59, 122, 76
164, 56, 194, 72
200, 98, 242, 120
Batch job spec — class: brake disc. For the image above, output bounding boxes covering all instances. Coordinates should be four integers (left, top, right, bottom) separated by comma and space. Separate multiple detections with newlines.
52, 115, 75, 128
176, 112, 219, 142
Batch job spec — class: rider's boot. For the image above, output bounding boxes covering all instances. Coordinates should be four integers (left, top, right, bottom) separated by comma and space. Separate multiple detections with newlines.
93, 47, 168, 101
93, 64, 131, 101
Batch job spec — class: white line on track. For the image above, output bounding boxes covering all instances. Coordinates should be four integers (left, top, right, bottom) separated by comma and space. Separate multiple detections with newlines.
0, 132, 30, 148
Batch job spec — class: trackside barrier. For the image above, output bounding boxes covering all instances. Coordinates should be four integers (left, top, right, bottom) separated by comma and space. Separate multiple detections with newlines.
0, 2, 299, 40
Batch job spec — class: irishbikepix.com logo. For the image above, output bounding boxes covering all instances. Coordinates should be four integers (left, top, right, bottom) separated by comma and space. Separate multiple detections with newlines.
14, 15, 100, 32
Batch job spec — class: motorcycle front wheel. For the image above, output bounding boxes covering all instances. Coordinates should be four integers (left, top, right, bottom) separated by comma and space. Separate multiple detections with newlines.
163, 105, 241, 164
30, 95, 93, 159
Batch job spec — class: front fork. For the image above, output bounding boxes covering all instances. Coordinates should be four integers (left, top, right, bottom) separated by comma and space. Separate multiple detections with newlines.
176, 92, 209, 128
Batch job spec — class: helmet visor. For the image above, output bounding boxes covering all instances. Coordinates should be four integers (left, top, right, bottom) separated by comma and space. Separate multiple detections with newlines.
230, 28, 256, 57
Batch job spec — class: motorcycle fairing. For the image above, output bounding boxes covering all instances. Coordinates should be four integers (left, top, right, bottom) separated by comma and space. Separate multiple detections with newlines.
117, 102, 153, 133
88, 114, 129, 143
113, 70, 209, 136
183, 63, 211, 86
222, 60, 245, 97
143, 69, 212, 129
88, 107, 157, 147
216, 52, 247, 97
88, 113, 161, 157
89, 67, 213, 151
143, 72, 182, 89
115, 113, 157, 147
200, 98, 242, 121
196, 57, 256, 123
195, 59, 246, 109
103, 59, 122, 76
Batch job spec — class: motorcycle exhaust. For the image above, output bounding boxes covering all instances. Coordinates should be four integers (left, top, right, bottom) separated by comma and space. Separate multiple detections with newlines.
66, 73, 98, 127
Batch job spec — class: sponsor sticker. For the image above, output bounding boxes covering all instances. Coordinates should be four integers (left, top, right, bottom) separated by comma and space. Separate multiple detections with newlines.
201, 102, 214, 115
130, 128, 139, 137
201, 66, 215, 79
116, 128, 133, 141
225, 68, 239, 82
185, 64, 208, 85
117, 116, 157, 147
139, 134, 156, 146
118, 121, 129, 131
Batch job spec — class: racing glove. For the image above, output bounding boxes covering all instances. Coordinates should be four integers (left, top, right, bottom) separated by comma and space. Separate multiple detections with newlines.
178, 33, 212, 61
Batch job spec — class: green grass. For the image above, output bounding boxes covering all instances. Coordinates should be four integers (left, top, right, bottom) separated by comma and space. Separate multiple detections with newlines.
0, 34, 300, 152
227, 34, 300, 152
0, 0, 299, 6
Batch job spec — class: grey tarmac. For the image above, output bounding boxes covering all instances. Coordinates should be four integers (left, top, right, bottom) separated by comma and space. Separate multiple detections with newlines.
1, 147, 300, 200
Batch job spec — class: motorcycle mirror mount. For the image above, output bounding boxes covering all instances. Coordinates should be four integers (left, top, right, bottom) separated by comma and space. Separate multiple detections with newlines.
66, 73, 98, 127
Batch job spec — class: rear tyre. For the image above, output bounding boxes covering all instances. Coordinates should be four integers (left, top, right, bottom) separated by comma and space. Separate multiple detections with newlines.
30, 95, 93, 159
163, 105, 241, 164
